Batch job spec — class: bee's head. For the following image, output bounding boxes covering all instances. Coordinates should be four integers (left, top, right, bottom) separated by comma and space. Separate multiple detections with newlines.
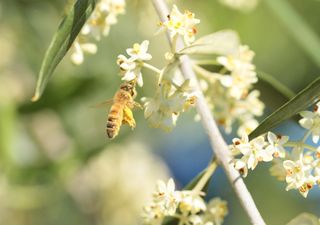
120, 81, 137, 98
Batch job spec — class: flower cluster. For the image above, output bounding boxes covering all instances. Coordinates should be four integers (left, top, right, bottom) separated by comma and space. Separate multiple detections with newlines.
71, 0, 126, 65
69, 142, 171, 225
117, 40, 152, 87
230, 132, 288, 177
142, 179, 228, 225
160, 5, 200, 45
231, 102, 320, 198
195, 45, 264, 136
142, 80, 196, 131
219, 0, 259, 12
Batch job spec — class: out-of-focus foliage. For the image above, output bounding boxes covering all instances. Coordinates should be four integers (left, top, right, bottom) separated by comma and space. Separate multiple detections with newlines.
0, 0, 320, 224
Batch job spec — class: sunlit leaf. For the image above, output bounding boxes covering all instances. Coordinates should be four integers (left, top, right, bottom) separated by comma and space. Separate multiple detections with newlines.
249, 76, 320, 139
32, 0, 96, 101
286, 213, 320, 225
178, 30, 240, 56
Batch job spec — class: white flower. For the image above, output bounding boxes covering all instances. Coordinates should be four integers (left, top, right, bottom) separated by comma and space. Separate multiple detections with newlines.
243, 136, 273, 170
237, 117, 258, 137
117, 54, 144, 86
82, 0, 126, 40
283, 158, 314, 198
71, 0, 126, 64
189, 215, 205, 225
179, 191, 206, 214
269, 158, 287, 181
265, 132, 289, 158
205, 198, 228, 225
299, 109, 320, 143
142, 80, 196, 131
126, 40, 152, 61
162, 5, 200, 44
217, 45, 257, 99
153, 179, 180, 215
70, 39, 97, 65
142, 204, 164, 225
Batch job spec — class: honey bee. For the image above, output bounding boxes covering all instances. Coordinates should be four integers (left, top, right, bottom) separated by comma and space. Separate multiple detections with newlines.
106, 81, 140, 139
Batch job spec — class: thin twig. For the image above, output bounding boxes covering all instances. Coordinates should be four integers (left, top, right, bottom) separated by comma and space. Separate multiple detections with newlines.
151, 1, 266, 225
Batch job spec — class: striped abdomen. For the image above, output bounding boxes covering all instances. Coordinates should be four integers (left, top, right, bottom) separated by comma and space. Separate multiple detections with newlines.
106, 102, 124, 139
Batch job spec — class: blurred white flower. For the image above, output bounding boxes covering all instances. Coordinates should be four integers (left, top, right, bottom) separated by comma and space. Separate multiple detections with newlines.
68, 142, 170, 225
205, 198, 228, 225
179, 191, 206, 215
70, 0, 126, 64
70, 38, 97, 65
299, 109, 320, 143
142, 80, 196, 131
217, 45, 257, 99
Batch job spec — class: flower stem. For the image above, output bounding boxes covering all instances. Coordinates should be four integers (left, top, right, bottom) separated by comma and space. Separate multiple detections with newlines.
193, 159, 218, 193
192, 59, 220, 65
152, 1, 266, 224
142, 62, 162, 74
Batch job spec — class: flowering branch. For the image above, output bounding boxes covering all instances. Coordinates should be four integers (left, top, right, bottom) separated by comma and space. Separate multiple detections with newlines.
151, 1, 266, 224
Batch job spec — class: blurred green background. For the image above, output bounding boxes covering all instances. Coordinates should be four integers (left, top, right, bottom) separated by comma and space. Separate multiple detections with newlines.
0, 0, 319, 224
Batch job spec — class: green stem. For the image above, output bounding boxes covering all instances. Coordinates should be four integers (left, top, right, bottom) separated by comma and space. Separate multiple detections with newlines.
192, 59, 220, 66
284, 141, 317, 152
0, 102, 16, 170
142, 62, 162, 74
256, 70, 295, 99
193, 159, 218, 193
302, 129, 312, 143
171, 34, 178, 53
192, 64, 221, 81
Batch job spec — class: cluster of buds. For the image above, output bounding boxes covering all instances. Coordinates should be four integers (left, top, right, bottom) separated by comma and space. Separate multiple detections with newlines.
142, 179, 228, 225
71, 0, 126, 65
231, 102, 320, 197
196, 45, 264, 136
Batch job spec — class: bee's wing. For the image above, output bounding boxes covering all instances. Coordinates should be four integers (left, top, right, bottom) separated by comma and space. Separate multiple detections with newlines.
90, 99, 114, 109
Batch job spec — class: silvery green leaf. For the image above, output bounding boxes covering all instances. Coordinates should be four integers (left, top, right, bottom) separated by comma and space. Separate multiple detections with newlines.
32, 0, 96, 101
178, 30, 240, 56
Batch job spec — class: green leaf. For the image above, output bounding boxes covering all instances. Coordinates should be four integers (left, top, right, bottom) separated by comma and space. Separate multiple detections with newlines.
257, 70, 295, 100
265, 0, 320, 67
32, 0, 96, 101
249, 76, 320, 139
178, 30, 240, 56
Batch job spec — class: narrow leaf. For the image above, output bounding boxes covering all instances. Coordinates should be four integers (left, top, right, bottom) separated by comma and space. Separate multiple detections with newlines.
265, 0, 320, 67
257, 70, 295, 100
249, 76, 320, 139
32, 0, 96, 101
178, 30, 240, 56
